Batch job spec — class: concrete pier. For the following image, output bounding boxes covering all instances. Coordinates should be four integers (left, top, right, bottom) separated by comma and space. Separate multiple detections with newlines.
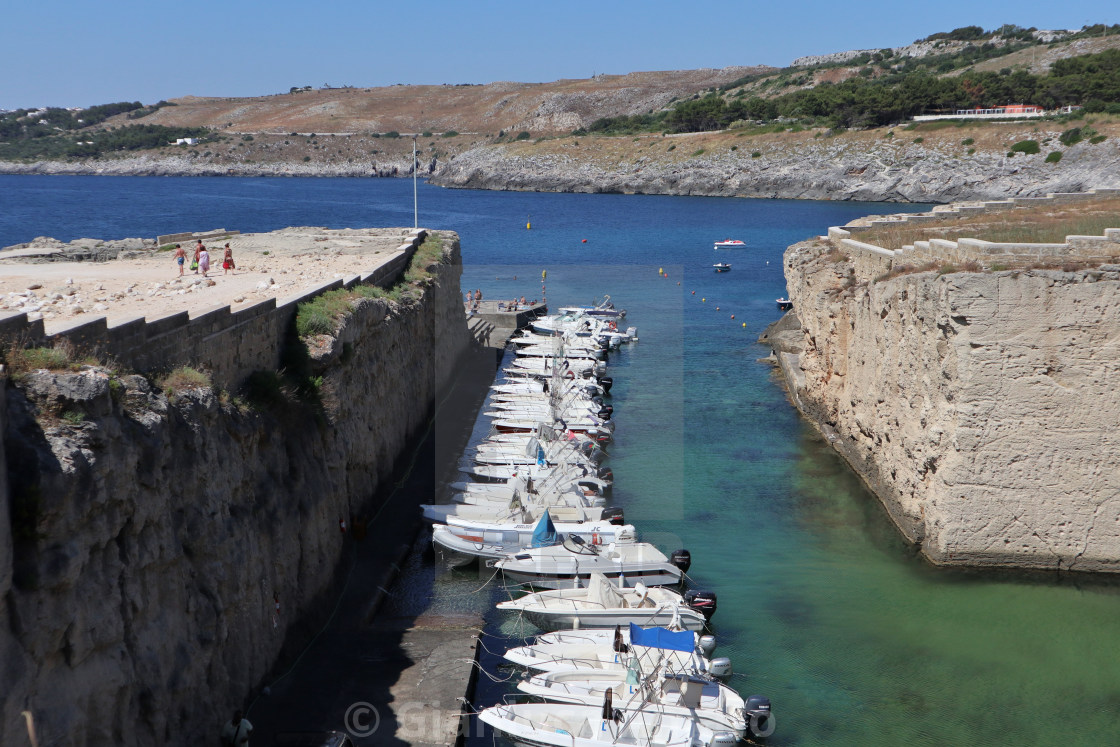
467, 300, 547, 348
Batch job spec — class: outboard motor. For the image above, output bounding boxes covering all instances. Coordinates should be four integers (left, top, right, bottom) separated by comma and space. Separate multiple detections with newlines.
697, 635, 717, 659
597, 407, 613, 421
597, 467, 614, 482
600, 507, 625, 525
591, 396, 604, 408
626, 326, 637, 340
684, 589, 717, 621
707, 732, 737, 747
669, 549, 692, 574
598, 376, 613, 394
745, 696, 773, 738
593, 347, 608, 360
708, 657, 733, 679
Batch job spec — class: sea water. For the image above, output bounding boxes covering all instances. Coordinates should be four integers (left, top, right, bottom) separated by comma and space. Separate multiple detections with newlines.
3, 175, 1118, 745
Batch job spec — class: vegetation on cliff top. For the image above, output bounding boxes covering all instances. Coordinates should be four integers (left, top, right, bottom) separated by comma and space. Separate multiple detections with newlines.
295, 233, 446, 338
857, 195, 1120, 250
586, 47, 1120, 135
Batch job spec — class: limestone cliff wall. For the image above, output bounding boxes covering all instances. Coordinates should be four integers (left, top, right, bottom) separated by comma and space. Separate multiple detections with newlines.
0, 237, 468, 746
776, 239, 1120, 571
430, 136, 1120, 203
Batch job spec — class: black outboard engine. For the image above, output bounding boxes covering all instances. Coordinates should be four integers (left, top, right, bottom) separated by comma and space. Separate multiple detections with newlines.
670, 549, 692, 574
598, 376, 613, 394
683, 589, 717, 621
597, 467, 614, 482
591, 396, 604, 408
745, 696, 773, 738
597, 407, 613, 421
600, 507, 625, 525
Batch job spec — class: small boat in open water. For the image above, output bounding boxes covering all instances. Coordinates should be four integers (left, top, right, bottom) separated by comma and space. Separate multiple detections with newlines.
713, 263, 731, 273
713, 239, 745, 249
776, 297, 793, 311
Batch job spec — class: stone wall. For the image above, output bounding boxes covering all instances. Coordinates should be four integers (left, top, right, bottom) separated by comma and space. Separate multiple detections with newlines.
831, 189, 1120, 281
0, 230, 428, 391
0, 234, 469, 746
774, 237, 1120, 572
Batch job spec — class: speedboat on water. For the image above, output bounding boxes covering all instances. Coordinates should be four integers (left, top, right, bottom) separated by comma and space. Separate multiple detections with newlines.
516, 670, 767, 741
496, 573, 714, 631
713, 239, 745, 249
495, 535, 689, 589
506, 624, 724, 677
713, 263, 731, 273
431, 513, 634, 568
477, 701, 733, 747
776, 297, 793, 311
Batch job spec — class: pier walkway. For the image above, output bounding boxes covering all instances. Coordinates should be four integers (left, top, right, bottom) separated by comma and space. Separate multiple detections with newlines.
466, 300, 547, 348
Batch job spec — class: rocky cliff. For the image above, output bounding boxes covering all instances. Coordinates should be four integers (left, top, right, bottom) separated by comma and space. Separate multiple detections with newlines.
430, 132, 1120, 203
770, 239, 1120, 571
0, 236, 469, 745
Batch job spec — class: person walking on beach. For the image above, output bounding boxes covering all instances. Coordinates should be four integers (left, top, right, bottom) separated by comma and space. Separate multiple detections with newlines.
199, 245, 211, 277
222, 243, 236, 274
173, 244, 186, 276
191, 244, 201, 274
220, 709, 252, 746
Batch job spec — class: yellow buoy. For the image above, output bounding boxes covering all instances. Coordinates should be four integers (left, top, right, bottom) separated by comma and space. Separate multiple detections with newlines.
742, 322, 747, 327
659, 267, 663, 275
702, 298, 706, 302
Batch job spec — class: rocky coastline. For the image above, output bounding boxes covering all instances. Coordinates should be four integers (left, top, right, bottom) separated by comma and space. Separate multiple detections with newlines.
5, 128, 1119, 203
430, 135, 1120, 203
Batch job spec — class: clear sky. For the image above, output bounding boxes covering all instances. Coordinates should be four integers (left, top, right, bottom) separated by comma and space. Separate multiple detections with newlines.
0, 0, 1114, 110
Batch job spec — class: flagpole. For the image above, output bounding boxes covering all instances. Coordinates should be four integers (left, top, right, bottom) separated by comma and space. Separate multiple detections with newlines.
412, 135, 418, 229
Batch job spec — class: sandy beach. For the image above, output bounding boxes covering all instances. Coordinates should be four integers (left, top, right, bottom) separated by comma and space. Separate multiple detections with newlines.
0, 227, 418, 334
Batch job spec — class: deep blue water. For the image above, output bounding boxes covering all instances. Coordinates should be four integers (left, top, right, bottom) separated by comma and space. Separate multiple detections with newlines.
5, 175, 1120, 746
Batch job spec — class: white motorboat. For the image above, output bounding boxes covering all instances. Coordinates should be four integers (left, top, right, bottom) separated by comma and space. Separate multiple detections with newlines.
534, 625, 717, 662
495, 536, 688, 589
496, 573, 712, 631
504, 624, 723, 676
466, 461, 612, 485
431, 514, 634, 568
516, 670, 763, 740
478, 702, 735, 747
713, 239, 745, 249
421, 495, 618, 526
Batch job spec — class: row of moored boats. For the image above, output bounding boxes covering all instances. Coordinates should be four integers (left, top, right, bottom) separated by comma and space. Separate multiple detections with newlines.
423, 296, 774, 747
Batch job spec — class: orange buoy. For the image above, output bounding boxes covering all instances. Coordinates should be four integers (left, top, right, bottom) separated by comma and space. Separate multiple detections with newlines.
716, 306, 720, 311
731, 314, 735, 319
582, 239, 587, 243
691, 291, 695, 295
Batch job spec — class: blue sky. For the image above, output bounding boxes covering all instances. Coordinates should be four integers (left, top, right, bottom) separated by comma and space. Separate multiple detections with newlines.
0, 1, 1114, 110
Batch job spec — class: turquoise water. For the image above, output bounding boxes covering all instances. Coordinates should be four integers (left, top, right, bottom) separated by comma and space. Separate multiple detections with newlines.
5, 176, 1119, 745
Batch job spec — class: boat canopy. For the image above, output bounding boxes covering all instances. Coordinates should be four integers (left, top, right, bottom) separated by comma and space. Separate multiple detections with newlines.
531, 510, 559, 547
629, 623, 695, 653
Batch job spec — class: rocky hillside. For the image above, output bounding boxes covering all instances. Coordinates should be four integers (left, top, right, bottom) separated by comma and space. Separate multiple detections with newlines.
430, 118, 1120, 202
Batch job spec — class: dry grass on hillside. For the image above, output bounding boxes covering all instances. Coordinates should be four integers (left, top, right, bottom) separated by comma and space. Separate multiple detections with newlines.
858, 196, 1120, 250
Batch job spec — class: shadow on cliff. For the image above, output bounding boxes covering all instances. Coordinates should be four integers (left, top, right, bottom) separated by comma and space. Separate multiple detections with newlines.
244, 340, 501, 747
